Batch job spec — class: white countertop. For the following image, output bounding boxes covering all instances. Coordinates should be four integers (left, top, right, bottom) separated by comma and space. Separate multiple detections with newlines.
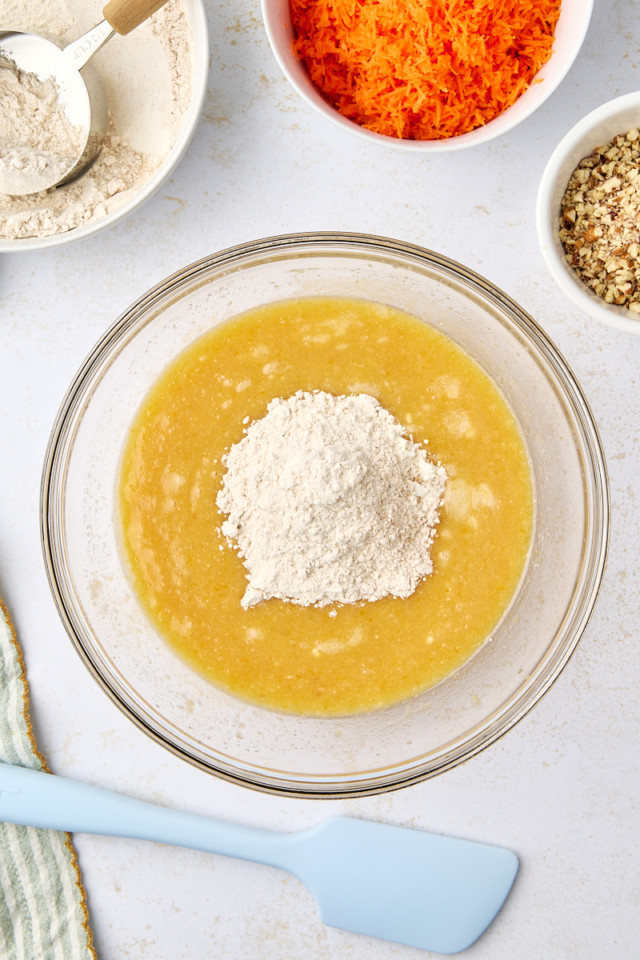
1, 0, 639, 957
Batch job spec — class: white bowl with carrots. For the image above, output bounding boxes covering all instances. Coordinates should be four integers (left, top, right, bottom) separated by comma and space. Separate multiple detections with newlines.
262, 0, 593, 151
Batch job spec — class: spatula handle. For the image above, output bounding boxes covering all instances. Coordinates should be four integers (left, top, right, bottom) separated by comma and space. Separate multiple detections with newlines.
0, 763, 295, 872
103, 0, 170, 35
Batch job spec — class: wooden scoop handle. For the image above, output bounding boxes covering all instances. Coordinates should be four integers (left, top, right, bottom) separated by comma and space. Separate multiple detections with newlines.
103, 0, 170, 36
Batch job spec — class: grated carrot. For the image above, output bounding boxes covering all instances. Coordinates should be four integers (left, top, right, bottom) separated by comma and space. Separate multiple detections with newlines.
289, 0, 562, 140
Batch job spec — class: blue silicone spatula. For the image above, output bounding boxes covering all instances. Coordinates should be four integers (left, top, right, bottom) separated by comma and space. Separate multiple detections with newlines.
0, 762, 518, 955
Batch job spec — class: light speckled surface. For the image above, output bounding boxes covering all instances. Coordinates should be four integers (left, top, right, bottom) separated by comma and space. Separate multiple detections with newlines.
1, 0, 639, 957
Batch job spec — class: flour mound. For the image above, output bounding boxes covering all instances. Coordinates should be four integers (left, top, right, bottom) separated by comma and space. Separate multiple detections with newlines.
217, 391, 447, 609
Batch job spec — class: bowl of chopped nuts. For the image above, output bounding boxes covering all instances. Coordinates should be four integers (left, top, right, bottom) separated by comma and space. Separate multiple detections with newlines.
536, 91, 640, 334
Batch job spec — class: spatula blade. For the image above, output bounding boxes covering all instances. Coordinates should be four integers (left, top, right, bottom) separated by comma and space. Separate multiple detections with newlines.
296, 817, 518, 954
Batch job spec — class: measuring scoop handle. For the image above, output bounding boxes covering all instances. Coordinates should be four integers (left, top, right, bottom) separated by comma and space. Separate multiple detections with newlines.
0, 763, 298, 873
103, 0, 171, 35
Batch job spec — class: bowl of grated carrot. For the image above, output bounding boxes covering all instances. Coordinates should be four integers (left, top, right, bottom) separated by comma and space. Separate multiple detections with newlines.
263, 0, 593, 150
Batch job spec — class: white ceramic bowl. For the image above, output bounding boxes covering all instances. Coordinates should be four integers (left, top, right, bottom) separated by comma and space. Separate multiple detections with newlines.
537, 91, 640, 335
0, 0, 208, 253
262, 0, 593, 152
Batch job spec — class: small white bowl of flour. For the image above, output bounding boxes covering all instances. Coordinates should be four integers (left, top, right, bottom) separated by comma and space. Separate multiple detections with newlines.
0, 0, 207, 250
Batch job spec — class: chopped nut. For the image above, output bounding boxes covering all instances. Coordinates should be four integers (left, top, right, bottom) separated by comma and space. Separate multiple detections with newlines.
558, 126, 640, 314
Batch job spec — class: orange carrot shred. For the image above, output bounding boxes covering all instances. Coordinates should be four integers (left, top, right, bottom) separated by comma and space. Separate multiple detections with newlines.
289, 0, 562, 140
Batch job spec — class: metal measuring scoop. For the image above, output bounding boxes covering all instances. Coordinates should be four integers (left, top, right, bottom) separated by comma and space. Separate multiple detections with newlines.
0, 0, 170, 196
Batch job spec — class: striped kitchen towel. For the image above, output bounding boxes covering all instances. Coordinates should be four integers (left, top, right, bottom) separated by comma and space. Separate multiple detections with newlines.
0, 598, 95, 960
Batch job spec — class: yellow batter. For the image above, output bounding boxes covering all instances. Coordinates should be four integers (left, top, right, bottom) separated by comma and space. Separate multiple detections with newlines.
119, 297, 533, 716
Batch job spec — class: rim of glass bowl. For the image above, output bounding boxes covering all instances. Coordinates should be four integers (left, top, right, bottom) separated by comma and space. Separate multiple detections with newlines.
40, 232, 610, 798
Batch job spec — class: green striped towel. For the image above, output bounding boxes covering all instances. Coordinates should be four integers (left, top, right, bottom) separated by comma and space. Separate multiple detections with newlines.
0, 598, 95, 960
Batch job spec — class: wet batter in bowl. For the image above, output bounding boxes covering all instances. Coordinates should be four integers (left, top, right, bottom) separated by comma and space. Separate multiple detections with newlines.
119, 297, 533, 716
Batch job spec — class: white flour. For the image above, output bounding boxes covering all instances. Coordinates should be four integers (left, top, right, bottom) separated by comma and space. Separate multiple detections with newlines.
0, 0, 192, 239
217, 391, 447, 609
0, 53, 85, 195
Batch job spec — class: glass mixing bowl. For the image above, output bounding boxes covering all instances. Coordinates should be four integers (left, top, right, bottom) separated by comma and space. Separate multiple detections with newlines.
41, 233, 609, 797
